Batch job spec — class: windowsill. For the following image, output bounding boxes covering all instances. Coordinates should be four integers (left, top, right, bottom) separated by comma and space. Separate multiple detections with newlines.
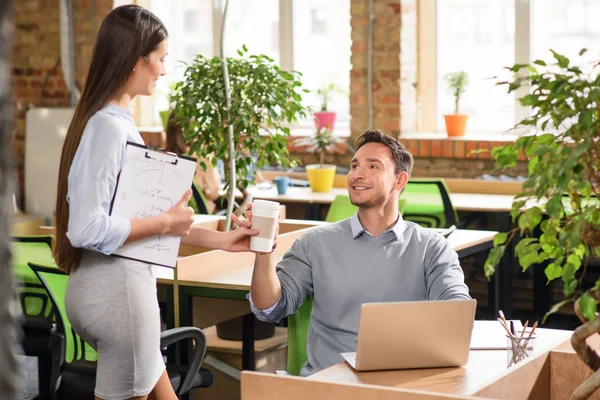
400, 131, 519, 142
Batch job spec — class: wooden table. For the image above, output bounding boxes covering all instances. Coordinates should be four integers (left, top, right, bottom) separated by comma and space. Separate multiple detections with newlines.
307, 328, 572, 398
174, 228, 499, 371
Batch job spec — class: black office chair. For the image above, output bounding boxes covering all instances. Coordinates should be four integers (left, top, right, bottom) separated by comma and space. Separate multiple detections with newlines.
29, 262, 214, 399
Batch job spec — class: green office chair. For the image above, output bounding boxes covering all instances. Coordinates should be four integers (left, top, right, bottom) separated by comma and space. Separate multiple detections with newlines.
12, 237, 57, 316
190, 181, 211, 215
286, 296, 313, 376
29, 262, 214, 399
401, 178, 458, 228
12, 236, 58, 397
325, 195, 407, 223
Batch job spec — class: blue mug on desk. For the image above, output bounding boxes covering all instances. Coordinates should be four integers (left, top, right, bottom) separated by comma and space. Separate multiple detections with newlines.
273, 176, 290, 195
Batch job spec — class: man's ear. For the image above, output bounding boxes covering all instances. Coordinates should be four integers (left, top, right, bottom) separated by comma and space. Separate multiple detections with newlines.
395, 171, 409, 191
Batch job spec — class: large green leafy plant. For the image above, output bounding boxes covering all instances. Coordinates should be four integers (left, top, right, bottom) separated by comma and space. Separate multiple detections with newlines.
170, 47, 310, 193
484, 49, 600, 399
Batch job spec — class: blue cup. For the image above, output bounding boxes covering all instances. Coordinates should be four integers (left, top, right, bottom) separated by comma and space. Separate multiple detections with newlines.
274, 176, 290, 195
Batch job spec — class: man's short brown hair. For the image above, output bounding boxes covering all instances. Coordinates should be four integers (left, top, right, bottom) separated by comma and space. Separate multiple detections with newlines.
355, 130, 414, 176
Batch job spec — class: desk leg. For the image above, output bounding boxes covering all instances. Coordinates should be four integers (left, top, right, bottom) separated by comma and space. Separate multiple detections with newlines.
177, 286, 193, 366
489, 237, 515, 319
164, 284, 177, 363
305, 204, 323, 221
242, 313, 255, 370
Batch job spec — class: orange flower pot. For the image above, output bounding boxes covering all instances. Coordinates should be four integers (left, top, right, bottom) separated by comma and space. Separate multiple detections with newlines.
443, 114, 469, 137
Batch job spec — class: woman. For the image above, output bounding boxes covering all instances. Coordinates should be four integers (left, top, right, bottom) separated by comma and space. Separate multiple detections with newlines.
164, 114, 222, 214
53, 5, 257, 400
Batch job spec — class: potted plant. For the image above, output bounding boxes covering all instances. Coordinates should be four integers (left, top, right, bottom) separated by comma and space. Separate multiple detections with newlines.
484, 49, 600, 399
170, 46, 309, 209
443, 70, 469, 137
170, 46, 309, 341
294, 127, 353, 192
314, 81, 344, 132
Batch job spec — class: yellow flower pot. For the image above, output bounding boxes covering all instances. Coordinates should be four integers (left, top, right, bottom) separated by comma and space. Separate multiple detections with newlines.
306, 164, 337, 192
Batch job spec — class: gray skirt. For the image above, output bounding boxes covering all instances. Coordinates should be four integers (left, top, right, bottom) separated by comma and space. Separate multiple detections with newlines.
65, 250, 165, 400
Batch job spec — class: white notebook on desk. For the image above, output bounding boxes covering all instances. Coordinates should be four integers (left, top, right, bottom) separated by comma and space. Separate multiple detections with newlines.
470, 320, 532, 350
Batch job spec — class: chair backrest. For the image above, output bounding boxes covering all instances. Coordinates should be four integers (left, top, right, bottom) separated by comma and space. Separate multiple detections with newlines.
12, 234, 53, 246
286, 296, 313, 376
29, 263, 98, 365
402, 178, 457, 228
191, 181, 211, 215
11, 237, 57, 318
325, 195, 407, 223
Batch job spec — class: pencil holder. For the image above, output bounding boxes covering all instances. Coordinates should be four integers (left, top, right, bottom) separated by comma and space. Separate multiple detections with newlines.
506, 331, 537, 367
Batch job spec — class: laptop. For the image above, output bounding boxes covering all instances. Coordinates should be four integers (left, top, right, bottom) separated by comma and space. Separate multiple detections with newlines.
340, 299, 477, 371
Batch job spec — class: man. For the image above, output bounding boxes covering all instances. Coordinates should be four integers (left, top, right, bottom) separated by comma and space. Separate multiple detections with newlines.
244, 129, 471, 376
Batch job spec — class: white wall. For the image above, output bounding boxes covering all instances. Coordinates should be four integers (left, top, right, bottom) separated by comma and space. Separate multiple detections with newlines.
25, 108, 74, 224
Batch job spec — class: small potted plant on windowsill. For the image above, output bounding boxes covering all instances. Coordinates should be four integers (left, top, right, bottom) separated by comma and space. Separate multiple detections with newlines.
294, 127, 353, 192
313, 82, 344, 133
443, 70, 469, 137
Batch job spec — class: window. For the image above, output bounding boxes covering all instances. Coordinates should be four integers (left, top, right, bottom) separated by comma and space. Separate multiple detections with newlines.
147, 0, 351, 132
419, 0, 600, 134
293, 0, 352, 128
224, 0, 280, 63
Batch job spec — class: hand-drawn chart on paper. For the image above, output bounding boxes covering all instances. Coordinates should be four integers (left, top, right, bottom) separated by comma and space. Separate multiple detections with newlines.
110, 142, 196, 268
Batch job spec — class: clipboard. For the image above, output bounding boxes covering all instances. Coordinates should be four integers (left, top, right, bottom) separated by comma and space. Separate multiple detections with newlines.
109, 142, 197, 268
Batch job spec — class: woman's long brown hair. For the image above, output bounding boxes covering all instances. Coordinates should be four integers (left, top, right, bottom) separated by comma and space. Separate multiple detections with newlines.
53, 5, 167, 273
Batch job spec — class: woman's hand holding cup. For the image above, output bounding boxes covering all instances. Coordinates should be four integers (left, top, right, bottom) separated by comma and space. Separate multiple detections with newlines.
232, 201, 280, 254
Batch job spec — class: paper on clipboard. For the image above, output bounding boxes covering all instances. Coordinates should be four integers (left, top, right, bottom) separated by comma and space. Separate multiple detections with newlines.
109, 142, 197, 268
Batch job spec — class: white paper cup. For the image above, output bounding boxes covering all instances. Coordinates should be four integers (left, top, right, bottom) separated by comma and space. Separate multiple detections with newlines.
250, 200, 280, 252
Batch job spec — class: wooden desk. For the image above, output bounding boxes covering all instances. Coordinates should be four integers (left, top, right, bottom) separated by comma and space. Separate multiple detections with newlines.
175, 228, 498, 371
307, 328, 572, 398
242, 334, 596, 399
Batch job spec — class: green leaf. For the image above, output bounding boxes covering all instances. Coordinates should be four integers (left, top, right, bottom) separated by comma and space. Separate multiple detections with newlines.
563, 279, 578, 297
567, 254, 582, 271
528, 156, 539, 176
520, 94, 538, 106
579, 48, 588, 56
545, 263, 562, 281
579, 294, 597, 321
533, 59, 547, 66
484, 246, 506, 280
562, 263, 575, 282
518, 207, 543, 234
551, 49, 570, 68
493, 232, 508, 247
545, 197, 563, 218
543, 298, 574, 323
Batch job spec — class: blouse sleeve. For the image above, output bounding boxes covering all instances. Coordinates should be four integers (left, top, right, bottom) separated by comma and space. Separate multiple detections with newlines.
66, 117, 132, 255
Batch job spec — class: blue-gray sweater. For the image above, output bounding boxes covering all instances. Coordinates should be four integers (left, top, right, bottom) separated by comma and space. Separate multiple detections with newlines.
249, 213, 471, 376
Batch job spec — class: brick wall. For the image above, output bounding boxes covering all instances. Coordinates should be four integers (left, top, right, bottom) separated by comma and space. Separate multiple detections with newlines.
349, 0, 403, 140
12, 0, 114, 204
